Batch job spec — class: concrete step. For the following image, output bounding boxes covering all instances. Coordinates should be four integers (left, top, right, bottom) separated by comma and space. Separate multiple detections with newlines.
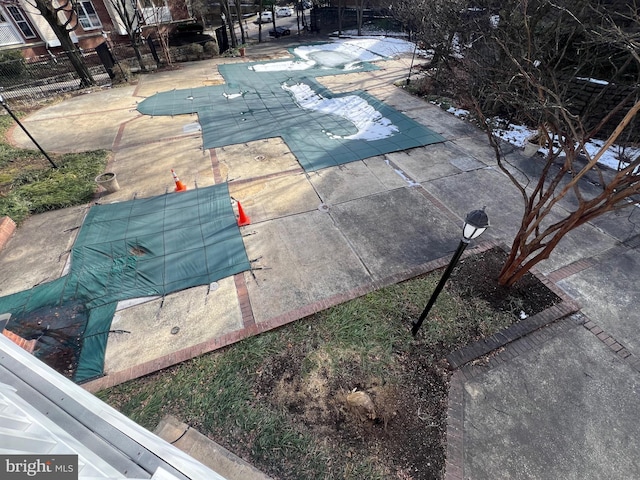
154, 415, 273, 480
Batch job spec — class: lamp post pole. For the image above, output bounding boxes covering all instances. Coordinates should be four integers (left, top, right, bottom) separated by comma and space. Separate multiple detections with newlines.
412, 208, 489, 337
0, 92, 58, 169
406, 36, 417, 86
412, 238, 468, 336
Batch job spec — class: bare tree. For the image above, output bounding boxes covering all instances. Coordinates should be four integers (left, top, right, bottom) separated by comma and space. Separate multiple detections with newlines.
188, 0, 208, 27
389, 0, 467, 85
141, 0, 174, 65
233, 0, 246, 45
460, 0, 640, 286
220, 0, 237, 47
4, 0, 95, 86
108, 0, 147, 71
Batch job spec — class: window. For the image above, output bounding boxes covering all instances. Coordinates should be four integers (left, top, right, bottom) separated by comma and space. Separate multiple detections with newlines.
0, 9, 24, 45
77, 0, 101, 30
6, 6, 35, 39
141, 0, 172, 24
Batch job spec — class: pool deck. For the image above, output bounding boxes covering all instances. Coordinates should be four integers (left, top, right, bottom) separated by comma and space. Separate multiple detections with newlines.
2, 36, 640, 480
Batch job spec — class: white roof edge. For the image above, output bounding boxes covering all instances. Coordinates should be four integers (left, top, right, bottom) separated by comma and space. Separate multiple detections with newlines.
0, 334, 227, 480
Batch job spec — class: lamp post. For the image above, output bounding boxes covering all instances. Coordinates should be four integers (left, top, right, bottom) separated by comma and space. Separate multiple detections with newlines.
411, 208, 489, 337
406, 36, 418, 86
0, 91, 57, 168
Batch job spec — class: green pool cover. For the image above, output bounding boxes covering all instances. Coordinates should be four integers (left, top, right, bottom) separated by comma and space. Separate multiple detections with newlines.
137, 52, 445, 171
1, 45, 445, 382
0, 184, 250, 382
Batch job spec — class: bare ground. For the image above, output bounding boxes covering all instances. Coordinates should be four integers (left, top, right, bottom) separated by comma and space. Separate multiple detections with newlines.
231, 247, 561, 479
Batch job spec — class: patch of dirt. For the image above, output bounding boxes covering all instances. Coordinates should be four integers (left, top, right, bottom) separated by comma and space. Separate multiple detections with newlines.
251, 247, 561, 479
450, 247, 561, 316
254, 342, 450, 478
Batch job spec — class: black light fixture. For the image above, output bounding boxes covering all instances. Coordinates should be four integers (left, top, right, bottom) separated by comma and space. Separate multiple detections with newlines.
0, 90, 57, 169
462, 208, 490, 242
411, 208, 489, 336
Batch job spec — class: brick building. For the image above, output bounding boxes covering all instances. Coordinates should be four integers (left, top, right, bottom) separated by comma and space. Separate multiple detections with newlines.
0, 0, 190, 58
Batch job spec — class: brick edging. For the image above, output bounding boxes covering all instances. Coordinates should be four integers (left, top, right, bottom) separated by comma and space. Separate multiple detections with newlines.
446, 252, 581, 369
446, 301, 579, 369
443, 309, 640, 480
444, 371, 465, 480
82, 240, 498, 392
0, 216, 17, 252
2, 328, 37, 353
582, 317, 634, 363
443, 314, 584, 480
234, 272, 255, 329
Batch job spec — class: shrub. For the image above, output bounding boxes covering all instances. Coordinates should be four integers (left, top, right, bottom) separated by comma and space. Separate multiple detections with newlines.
0, 192, 30, 224
0, 50, 23, 62
204, 41, 219, 56
16, 172, 96, 213
185, 43, 204, 59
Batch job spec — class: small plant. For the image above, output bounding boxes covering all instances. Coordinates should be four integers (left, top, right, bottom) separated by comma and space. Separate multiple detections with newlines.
222, 46, 246, 58
426, 95, 455, 112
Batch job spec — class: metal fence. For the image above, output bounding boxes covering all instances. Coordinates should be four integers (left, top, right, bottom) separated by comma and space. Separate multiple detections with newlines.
0, 38, 223, 104
0, 49, 113, 103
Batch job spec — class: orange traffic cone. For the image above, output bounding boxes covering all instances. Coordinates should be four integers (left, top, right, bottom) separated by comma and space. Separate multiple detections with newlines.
236, 200, 251, 226
171, 169, 187, 192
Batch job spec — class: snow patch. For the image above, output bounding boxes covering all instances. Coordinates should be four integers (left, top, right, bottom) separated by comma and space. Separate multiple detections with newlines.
282, 82, 398, 140
249, 37, 422, 73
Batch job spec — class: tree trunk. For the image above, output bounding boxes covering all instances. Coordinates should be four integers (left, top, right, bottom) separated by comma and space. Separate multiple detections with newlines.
108, 0, 147, 72
132, 41, 147, 71
234, 0, 246, 44
60, 35, 95, 88
356, 0, 364, 35
495, 99, 640, 286
221, 0, 237, 48
35, 0, 95, 87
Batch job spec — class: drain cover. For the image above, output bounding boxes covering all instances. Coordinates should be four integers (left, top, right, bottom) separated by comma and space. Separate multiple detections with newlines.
171, 326, 180, 335
318, 203, 330, 212
254, 155, 266, 161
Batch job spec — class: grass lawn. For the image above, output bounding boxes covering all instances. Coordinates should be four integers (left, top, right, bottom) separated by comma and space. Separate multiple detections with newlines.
97, 248, 560, 480
0, 113, 109, 224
